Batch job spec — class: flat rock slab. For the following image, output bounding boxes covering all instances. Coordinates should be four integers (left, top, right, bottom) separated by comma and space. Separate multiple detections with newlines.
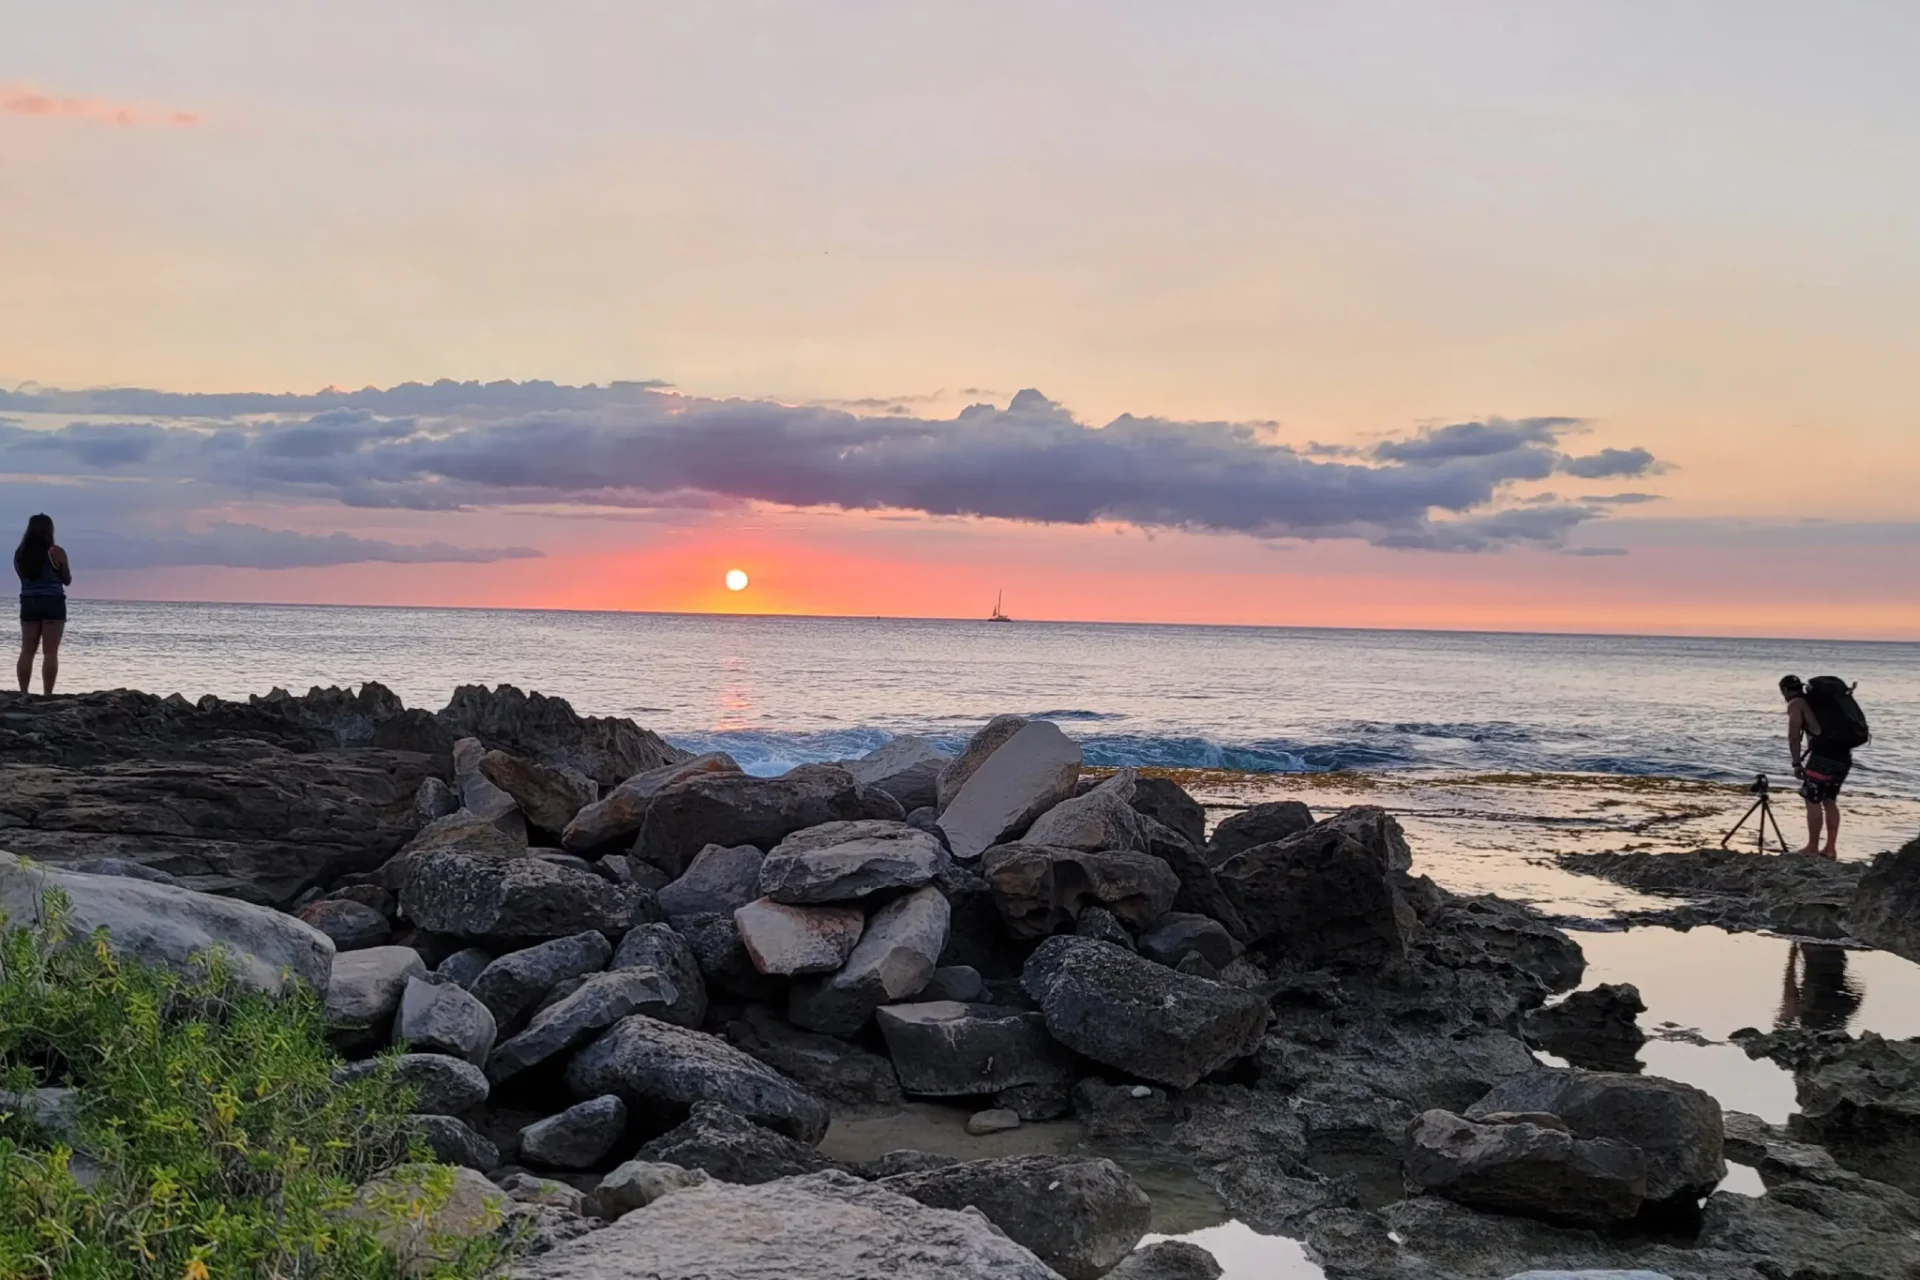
1406, 1109, 1648, 1229
787, 885, 949, 1034
509, 1170, 1062, 1279
469, 931, 613, 1034
1852, 838, 1920, 964
760, 820, 944, 904
725, 1004, 901, 1106
488, 967, 681, 1083
734, 898, 865, 975
938, 722, 1083, 861
876, 1000, 1075, 1097
401, 848, 653, 944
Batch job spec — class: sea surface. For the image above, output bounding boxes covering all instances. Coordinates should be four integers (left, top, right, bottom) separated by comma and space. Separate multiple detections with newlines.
51, 601, 1920, 1277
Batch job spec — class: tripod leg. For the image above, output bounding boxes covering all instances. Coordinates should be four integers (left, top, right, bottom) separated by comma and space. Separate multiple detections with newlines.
1764, 797, 1791, 855
1721, 798, 1764, 850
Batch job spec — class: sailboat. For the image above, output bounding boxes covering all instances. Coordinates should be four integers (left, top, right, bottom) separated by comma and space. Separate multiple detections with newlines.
988, 590, 1012, 623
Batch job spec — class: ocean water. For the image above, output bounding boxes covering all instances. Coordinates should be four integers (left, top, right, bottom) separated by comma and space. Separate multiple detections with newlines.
54, 601, 1920, 796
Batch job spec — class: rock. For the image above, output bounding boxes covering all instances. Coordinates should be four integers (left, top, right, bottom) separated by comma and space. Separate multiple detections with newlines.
340, 1052, 489, 1115
563, 1014, 831, 1143
677, 910, 782, 1002
327, 945, 428, 1033
855, 1150, 962, 1178
1321, 804, 1414, 874
487, 967, 682, 1083
511, 1170, 1062, 1279
382, 810, 528, 893
1405, 1108, 1648, 1228
1074, 905, 1136, 950
1023, 769, 1148, 852
0, 1087, 80, 1145
1138, 818, 1249, 941
438, 683, 688, 792
876, 1001, 1075, 1097
1557, 848, 1864, 939
1524, 984, 1648, 1073
408, 1115, 501, 1171
967, 1108, 1022, 1135
400, 849, 654, 945
54, 856, 184, 886
349, 1163, 508, 1272
562, 752, 740, 853
1108, 1240, 1223, 1280
1214, 826, 1413, 966
496, 1171, 588, 1213
725, 1004, 901, 1106
0, 852, 334, 996
787, 886, 949, 1034
396, 976, 498, 1066
478, 750, 598, 838
520, 1095, 628, 1169
632, 764, 874, 878
1852, 836, 1920, 964
1206, 800, 1314, 863
936, 715, 1030, 811
592, 1159, 708, 1219
436, 945, 494, 988
880, 1153, 1152, 1280
1136, 912, 1241, 971
759, 820, 945, 904
1734, 1028, 1920, 1192
931, 859, 1009, 975
608, 923, 707, 1029
637, 1100, 839, 1183
982, 843, 1179, 938
1467, 1069, 1725, 1204
469, 931, 614, 1035
1127, 777, 1206, 849
414, 776, 459, 823
733, 898, 866, 975
453, 736, 525, 834
923, 964, 985, 1003
937, 722, 1083, 860
655, 842, 764, 921
995, 1081, 1072, 1121
1504, 1274, 1676, 1280
846, 736, 953, 813
1024, 936, 1269, 1089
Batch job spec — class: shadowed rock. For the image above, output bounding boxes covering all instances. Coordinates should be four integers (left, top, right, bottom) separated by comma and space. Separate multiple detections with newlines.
633, 765, 875, 878
400, 849, 655, 945
520, 1095, 628, 1170
609, 923, 707, 1029
562, 753, 739, 853
478, 750, 597, 839
725, 1004, 901, 1106
655, 842, 764, 921
1405, 1108, 1648, 1228
938, 722, 1083, 860
982, 843, 1179, 939
759, 820, 945, 905
1206, 800, 1314, 864
487, 967, 681, 1083
468, 931, 613, 1035
1853, 836, 1920, 964
876, 1001, 1075, 1097
788, 886, 949, 1035
1215, 826, 1414, 966
637, 1101, 839, 1184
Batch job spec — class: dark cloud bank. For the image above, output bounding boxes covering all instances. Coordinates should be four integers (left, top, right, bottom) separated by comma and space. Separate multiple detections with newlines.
0, 380, 1663, 567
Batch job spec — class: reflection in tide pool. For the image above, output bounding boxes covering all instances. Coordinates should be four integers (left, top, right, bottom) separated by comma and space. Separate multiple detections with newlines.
1146, 1222, 1325, 1278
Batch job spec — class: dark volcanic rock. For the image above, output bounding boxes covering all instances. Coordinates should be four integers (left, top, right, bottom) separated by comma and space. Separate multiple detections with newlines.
338, 1052, 490, 1116
487, 967, 682, 1083
438, 683, 686, 791
1404, 1108, 1647, 1228
758, 820, 944, 904
1075, 905, 1136, 950
561, 753, 740, 853
1853, 836, 1920, 964
1523, 983, 1648, 1072
1107, 1240, 1222, 1280
1023, 936, 1269, 1089
1559, 847, 1865, 939
655, 842, 764, 921
1206, 800, 1314, 863
725, 1004, 901, 1106
677, 910, 783, 1002
1320, 805, 1414, 875
609, 922, 708, 1029
1734, 1027, 1920, 1193
787, 886, 949, 1035
632, 764, 873, 877
408, 1113, 499, 1171
1137, 912, 1241, 971
981, 843, 1179, 939
395, 976, 497, 1066
519, 1095, 627, 1170
1127, 777, 1206, 848
1214, 826, 1413, 967
876, 1001, 1075, 1097
468, 931, 613, 1035
298, 897, 391, 951
637, 1101, 839, 1184
400, 849, 656, 944
1138, 817, 1249, 942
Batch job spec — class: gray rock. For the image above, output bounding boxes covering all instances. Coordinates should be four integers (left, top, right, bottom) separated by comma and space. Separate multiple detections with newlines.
656, 842, 764, 921
1128, 777, 1206, 849
496, 1171, 589, 1213
326, 945, 428, 1032
408, 1113, 500, 1171
339, 1052, 489, 1115
436, 946, 494, 989
1072, 1079, 1177, 1141
609, 923, 707, 1029
561, 752, 740, 853
725, 1004, 901, 1106
936, 715, 1030, 812
1321, 804, 1414, 875
967, 1108, 1021, 1135
1734, 1027, 1920, 1192
677, 910, 782, 1002
414, 776, 459, 823
880, 1153, 1152, 1280
1406, 1108, 1648, 1228
637, 1100, 839, 1184
453, 736, 525, 834
1075, 905, 1136, 950
876, 1001, 1075, 1097
1206, 800, 1315, 863
923, 964, 985, 1003
1524, 984, 1648, 1073
760, 820, 945, 905
1852, 836, 1920, 965
297, 898, 392, 951
511, 1170, 1062, 1279
995, 1082, 1072, 1121
854, 1150, 963, 1178
400, 848, 654, 945
396, 976, 498, 1066
633, 764, 874, 878
1023, 769, 1147, 852
1137, 817, 1249, 942
591, 1159, 708, 1219
1214, 826, 1414, 966
54, 857, 183, 886
469, 931, 614, 1035
788, 886, 949, 1035
1137, 913, 1241, 971
487, 967, 682, 1083
381, 809, 527, 890
1467, 1069, 1725, 1203
478, 750, 598, 839
982, 843, 1178, 939
733, 898, 866, 975
1023, 936, 1269, 1089
1108, 1240, 1223, 1280
437, 683, 688, 792
937, 722, 1083, 860
520, 1095, 628, 1169
846, 736, 952, 813
563, 1014, 831, 1143
931, 859, 1008, 975
0, 1087, 80, 1144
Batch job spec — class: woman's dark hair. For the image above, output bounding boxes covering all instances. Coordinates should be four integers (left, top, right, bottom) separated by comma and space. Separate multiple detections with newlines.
14, 513, 54, 580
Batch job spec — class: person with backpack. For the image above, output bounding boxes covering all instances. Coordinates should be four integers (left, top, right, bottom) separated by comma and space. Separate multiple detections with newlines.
1779, 674, 1871, 860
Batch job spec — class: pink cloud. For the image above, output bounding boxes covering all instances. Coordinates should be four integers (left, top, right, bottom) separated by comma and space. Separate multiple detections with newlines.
1, 83, 202, 128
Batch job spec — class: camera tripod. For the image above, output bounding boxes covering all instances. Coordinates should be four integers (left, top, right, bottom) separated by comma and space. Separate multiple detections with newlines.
1722, 773, 1793, 855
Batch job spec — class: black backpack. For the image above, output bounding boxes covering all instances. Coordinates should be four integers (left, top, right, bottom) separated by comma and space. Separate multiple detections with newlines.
1806, 676, 1871, 751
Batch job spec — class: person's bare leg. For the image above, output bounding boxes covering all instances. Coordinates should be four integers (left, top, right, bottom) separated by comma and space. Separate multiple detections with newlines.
1798, 800, 1823, 857
1820, 800, 1840, 860
38, 621, 63, 695
16, 621, 39, 693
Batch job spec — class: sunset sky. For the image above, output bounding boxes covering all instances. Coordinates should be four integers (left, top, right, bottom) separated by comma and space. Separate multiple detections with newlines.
6, 3, 1918, 637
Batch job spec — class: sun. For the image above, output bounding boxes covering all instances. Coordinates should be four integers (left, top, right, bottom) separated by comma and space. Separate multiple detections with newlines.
724, 568, 750, 592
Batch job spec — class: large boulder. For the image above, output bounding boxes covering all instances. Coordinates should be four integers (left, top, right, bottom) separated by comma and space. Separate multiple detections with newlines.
563, 1014, 831, 1143
938, 722, 1083, 860
326, 945, 428, 1033
477, 750, 597, 839
1022, 770, 1148, 853
981, 843, 1178, 939
520, 1095, 628, 1170
1322, 804, 1414, 875
1852, 837, 1920, 964
297, 898, 390, 951
636, 1100, 839, 1184
1022, 936, 1268, 1089
609, 923, 707, 1028
0, 851, 333, 996
759, 821, 945, 904
880, 1154, 1152, 1280
337, 1052, 489, 1115
655, 842, 764, 921
1467, 1069, 1726, 1203
633, 765, 874, 877
1108, 1241, 1222, 1280
1206, 800, 1314, 863
400, 849, 654, 945
561, 753, 739, 853
1126, 778, 1206, 849
487, 966, 682, 1083
1214, 826, 1413, 966
437, 683, 687, 792
1137, 818, 1249, 941
1404, 1109, 1648, 1228
936, 715, 1030, 812
725, 1004, 901, 1106
787, 886, 949, 1035
395, 976, 497, 1066
1523, 984, 1648, 1073
876, 1001, 1076, 1097
846, 736, 953, 813
469, 931, 613, 1035
509, 1170, 1063, 1279
734, 898, 866, 975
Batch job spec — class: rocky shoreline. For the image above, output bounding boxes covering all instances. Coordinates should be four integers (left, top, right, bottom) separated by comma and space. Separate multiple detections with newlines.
3, 684, 1919, 1279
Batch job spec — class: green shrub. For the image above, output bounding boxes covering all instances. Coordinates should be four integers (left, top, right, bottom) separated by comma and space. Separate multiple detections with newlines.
0, 889, 513, 1280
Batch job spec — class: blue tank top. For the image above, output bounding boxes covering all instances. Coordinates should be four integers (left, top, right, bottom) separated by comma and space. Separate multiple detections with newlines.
17, 552, 65, 599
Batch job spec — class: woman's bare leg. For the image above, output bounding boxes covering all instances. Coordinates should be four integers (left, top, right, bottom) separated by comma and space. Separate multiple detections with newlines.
16, 621, 39, 692
39, 620, 63, 694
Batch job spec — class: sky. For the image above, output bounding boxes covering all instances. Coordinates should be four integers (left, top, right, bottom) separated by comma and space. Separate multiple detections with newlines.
4, 2, 1917, 637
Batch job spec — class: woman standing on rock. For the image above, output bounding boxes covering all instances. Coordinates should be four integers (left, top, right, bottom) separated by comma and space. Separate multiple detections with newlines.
15, 513, 71, 695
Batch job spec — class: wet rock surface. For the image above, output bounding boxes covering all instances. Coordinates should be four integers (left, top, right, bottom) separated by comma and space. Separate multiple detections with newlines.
1852, 836, 1920, 964
1558, 848, 1868, 938
1524, 983, 1648, 1073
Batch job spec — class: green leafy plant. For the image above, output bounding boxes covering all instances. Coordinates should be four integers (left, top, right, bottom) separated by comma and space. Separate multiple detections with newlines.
0, 888, 512, 1280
